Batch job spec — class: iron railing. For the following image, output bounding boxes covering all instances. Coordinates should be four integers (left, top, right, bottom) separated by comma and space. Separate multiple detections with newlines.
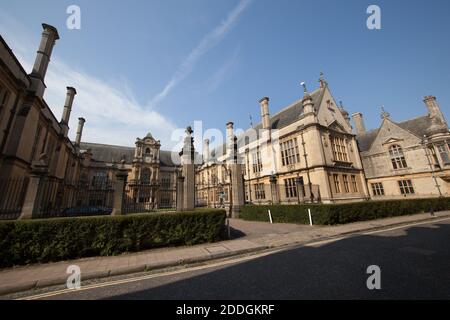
0, 178, 29, 220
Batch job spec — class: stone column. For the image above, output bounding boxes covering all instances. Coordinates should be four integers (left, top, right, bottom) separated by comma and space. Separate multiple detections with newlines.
112, 160, 128, 216
19, 155, 49, 220
230, 163, 244, 218
269, 174, 279, 205
181, 126, 195, 211
227, 125, 245, 218
176, 175, 185, 212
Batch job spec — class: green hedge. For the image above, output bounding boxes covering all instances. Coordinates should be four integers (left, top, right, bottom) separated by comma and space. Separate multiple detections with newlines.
241, 197, 450, 226
0, 209, 226, 268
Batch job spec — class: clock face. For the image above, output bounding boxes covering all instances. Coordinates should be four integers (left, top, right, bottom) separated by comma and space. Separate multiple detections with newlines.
145, 156, 151, 163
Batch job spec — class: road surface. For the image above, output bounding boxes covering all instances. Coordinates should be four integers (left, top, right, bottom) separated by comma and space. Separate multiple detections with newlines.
20, 218, 450, 300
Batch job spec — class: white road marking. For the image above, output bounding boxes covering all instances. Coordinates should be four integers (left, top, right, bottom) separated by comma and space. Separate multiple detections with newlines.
18, 216, 450, 300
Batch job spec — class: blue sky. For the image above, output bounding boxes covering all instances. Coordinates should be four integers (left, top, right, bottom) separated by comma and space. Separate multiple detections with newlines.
0, 0, 449, 148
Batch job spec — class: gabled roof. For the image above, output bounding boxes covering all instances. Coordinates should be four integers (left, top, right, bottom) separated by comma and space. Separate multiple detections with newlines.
356, 116, 440, 152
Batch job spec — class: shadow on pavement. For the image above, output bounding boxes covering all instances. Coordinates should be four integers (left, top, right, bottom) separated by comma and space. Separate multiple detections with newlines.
102, 222, 450, 300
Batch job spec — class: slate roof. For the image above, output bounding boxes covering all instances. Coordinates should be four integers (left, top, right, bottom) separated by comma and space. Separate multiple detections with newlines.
356, 116, 445, 152
79, 142, 180, 167
211, 88, 325, 157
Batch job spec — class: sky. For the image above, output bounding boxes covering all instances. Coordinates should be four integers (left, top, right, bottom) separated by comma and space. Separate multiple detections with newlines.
0, 0, 449, 150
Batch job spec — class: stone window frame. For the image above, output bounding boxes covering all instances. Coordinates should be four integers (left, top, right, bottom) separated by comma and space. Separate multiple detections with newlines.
398, 179, 415, 195
371, 182, 385, 196
254, 183, 266, 200
351, 175, 358, 193
436, 143, 450, 165
252, 147, 263, 173
284, 178, 298, 198
388, 144, 408, 170
342, 174, 350, 193
333, 174, 341, 193
280, 138, 300, 166
331, 136, 349, 162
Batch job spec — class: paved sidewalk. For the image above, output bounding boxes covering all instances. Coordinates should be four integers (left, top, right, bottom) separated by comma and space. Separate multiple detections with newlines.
1, 211, 449, 296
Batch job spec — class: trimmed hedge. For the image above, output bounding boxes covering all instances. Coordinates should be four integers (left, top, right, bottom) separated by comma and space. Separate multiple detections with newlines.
241, 197, 450, 226
0, 209, 226, 268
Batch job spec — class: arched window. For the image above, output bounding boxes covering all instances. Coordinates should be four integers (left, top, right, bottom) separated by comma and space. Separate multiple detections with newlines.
145, 148, 151, 154
389, 145, 407, 169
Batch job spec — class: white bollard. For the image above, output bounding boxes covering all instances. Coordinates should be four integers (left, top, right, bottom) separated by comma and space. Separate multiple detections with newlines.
268, 210, 273, 224
308, 208, 313, 226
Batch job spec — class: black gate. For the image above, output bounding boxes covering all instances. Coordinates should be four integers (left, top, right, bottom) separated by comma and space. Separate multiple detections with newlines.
123, 180, 177, 214
33, 177, 114, 219
0, 178, 29, 220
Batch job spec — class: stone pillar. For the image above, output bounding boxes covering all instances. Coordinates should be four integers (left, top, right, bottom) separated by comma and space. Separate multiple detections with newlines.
269, 174, 279, 204
176, 175, 185, 212
227, 124, 245, 218
19, 155, 49, 220
230, 163, 244, 218
181, 126, 195, 211
112, 160, 128, 216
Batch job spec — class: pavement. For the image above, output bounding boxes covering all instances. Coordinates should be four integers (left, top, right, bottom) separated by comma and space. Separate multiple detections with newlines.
0, 210, 449, 297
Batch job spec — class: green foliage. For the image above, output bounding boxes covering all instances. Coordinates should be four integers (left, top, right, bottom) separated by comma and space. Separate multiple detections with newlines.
241, 197, 450, 226
0, 210, 226, 268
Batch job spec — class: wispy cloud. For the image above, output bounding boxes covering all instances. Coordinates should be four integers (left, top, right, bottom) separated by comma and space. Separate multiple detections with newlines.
149, 0, 252, 106
206, 46, 241, 93
0, 14, 178, 148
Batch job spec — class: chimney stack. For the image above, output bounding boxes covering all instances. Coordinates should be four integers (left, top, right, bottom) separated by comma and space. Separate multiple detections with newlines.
424, 96, 446, 125
29, 24, 60, 98
226, 122, 234, 159
351, 112, 366, 135
61, 87, 77, 137
75, 117, 85, 146
203, 139, 210, 163
259, 97, 271, 130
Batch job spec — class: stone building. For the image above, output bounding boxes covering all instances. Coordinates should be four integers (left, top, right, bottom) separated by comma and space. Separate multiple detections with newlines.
78, 134, 181, 210
1, 22, 449, 218
0, 24, 90, 205
196, 74, 370, 205
355, 98, 450, 199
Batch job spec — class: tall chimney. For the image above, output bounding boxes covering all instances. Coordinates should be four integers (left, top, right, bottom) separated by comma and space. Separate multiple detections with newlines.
259, 97, 271, 130
351, 112, 366, 135
226, 122, 234, 159
61, 87, 77, 137
424, 96, 447, 125
75, 117, 85, 146
203, 139, 210, 163
29, 24, 60, 98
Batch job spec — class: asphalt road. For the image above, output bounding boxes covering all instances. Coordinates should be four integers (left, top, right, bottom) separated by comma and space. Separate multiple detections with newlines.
25, 219, 450, 300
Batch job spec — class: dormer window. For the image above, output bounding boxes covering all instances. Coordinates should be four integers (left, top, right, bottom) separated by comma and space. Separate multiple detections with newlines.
437, 144, 450, 165
389, 145, 407, 169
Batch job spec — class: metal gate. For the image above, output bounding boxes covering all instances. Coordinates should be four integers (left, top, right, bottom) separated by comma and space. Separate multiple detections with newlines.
0, 178, 29, 220
33, 177, 114, 218
122, 180, 177, 214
